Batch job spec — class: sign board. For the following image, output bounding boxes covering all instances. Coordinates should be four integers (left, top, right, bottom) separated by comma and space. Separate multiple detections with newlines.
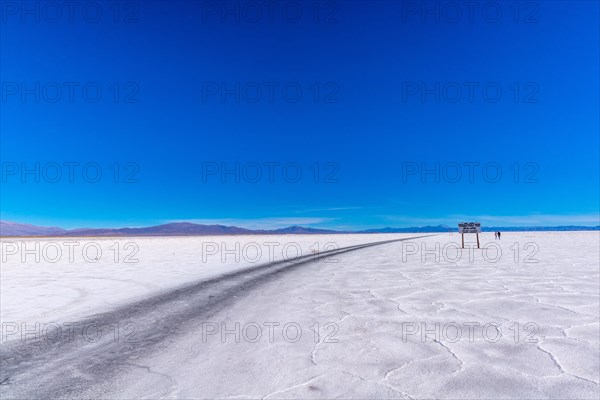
458, 222, 481, 234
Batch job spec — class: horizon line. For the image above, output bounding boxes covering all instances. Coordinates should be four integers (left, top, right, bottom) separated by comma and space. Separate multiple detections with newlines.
1, 219, 599, 235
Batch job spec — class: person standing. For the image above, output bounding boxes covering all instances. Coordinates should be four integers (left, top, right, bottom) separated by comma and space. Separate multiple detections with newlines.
494, 231, 498, 240
498, 231, 501, 240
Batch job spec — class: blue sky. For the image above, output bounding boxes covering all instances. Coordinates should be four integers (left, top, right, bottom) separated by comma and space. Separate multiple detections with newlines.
1, 1, 599, 229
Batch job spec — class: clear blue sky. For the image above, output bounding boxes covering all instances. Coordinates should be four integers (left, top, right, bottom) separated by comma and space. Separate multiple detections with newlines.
1, 1, 598, 229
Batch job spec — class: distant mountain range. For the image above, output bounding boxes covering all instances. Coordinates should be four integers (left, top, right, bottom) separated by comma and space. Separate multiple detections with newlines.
0, 221, 68, 236
0, 221, 341, 237
359, 225, 600, 233
0, 221, 598, 237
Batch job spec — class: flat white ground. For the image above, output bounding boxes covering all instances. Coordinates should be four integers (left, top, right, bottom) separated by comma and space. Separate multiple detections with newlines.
1, 232, 599, 399
0, 234, 414, 326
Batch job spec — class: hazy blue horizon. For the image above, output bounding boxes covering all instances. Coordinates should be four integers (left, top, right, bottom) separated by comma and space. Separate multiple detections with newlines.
1, 218, 599, 232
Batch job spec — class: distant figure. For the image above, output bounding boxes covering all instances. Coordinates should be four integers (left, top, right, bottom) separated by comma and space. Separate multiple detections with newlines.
494, 231, 498, 240
497, 231, 501, 240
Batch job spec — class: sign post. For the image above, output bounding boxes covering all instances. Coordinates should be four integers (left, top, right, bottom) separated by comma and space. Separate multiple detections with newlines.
458, 222, 481, 249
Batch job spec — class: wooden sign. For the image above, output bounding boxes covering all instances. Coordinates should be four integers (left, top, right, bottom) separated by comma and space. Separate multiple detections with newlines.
458, 222, 481, 248
458, 222, 481, 234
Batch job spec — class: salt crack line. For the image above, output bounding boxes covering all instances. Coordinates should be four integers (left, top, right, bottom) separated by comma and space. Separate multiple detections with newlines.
536, 344, 599, 385
123, 361, 176, 396
261, 375, 323, 399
